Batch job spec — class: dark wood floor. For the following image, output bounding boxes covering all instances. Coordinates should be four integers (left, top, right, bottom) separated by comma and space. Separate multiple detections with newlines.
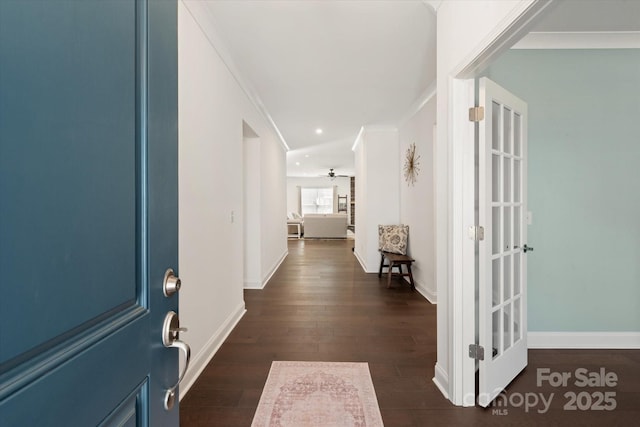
180, 239, 640, 426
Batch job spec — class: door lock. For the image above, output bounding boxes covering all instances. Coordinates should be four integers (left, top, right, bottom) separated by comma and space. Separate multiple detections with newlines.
162, 311, 191, 410
163, 268, 181, 297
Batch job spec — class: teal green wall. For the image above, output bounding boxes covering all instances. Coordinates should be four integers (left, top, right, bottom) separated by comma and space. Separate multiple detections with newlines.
484, 50, 640, 332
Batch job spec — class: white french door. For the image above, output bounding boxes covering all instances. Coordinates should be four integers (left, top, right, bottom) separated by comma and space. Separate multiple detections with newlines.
478, 77, 529, 407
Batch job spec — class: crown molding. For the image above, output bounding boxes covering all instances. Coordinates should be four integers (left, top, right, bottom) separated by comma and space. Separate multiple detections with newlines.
398, 80, 437, 127
181, 0, 290, 151
422, 0, 441, 14
453, 1, 554, 78
513, 31, 640, 49
353, 80, 436, 151
351, 125, 398, 152
361, 125, 399, 133
351, 126, 364, 152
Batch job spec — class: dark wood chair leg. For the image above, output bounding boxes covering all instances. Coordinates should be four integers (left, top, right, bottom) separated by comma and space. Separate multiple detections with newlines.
387, 261, 394, 288
407, 263, 415, 290
378, 252, 385, 278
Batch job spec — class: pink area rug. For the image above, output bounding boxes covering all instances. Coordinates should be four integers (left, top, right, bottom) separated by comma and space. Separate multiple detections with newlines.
251, 361, 384, 427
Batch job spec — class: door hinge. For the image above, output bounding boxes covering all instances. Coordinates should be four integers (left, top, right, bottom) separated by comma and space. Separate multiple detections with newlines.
468, 225, 485, 241
469, 106, 485, 122
469, 344, 485, 361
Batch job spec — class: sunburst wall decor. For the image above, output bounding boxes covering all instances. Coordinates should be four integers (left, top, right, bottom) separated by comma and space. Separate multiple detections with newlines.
403, 142, 421, 186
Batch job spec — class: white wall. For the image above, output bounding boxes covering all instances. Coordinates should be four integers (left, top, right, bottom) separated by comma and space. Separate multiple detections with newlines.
286, 176, 351, 218
354, 134, 367, 260
434, 0, 538, 406
178, 0, 288, 396
397, 95, 437, 302
353, 127, 400, 272
260, 132, 288, 285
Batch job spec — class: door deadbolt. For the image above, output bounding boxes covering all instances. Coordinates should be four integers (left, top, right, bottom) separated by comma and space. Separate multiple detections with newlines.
163, 268, 181, 297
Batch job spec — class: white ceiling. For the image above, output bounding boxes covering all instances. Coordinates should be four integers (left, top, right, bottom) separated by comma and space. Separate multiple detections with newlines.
202, 0, 436, 178
200, 0, 639, 178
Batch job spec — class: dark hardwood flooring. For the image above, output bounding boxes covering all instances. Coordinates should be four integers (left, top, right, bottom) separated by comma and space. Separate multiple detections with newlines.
180, 239, 640, 426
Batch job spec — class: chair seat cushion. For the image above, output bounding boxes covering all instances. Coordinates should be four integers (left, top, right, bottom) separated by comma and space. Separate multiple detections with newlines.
378, 225, 409, 255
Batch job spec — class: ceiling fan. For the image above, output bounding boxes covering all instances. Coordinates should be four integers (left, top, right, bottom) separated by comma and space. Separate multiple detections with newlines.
325, 168, 349, 180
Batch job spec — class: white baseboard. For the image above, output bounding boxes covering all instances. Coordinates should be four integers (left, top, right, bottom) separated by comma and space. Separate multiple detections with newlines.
355, 252, 437, 304
353, 249, 371, 272
244, 249, 288, 290
243, 280, 262, 289
407, 278, 436, 304
432, 362, 449, 401
393, 275, 437, 303
528, 331, 640, 349
179, 302, 246, 399
260, 249, 288, 289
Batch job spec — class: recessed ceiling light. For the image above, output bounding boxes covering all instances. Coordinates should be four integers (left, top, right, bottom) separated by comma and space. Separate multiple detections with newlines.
305, 154, 310, 158
295, 162, 300, 166
315, 128, 323, 135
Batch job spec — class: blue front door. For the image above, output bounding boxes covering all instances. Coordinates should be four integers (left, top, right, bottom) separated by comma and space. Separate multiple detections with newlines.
0, 1, 179, 425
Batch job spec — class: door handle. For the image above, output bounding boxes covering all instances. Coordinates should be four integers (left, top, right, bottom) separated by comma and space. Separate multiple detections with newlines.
162, 311, 191, 410
523, 244, 534, 253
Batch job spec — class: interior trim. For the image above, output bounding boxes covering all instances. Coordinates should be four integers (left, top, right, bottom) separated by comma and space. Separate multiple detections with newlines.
180, 0, 290, 151
513, 31, 640, 49
179, 302, 247, 399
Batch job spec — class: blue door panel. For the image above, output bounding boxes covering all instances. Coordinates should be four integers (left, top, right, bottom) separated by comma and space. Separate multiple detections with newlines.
0, 310, 148, 426
99, 389, 142, 427
0, 0, 137, 363
0, 0, 178, 424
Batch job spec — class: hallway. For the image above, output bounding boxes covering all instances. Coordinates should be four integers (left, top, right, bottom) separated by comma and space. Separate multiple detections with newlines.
180, 239, 639, 426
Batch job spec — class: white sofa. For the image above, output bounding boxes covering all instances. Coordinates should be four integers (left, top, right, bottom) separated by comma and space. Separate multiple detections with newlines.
287, 212, 304, 238
303, 213, 347, 238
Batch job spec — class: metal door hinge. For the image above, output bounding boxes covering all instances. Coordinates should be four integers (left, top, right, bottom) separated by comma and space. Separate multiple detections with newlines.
469, 106, 485, 122
468, 225, 484, 241
469, 344, 485, 361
